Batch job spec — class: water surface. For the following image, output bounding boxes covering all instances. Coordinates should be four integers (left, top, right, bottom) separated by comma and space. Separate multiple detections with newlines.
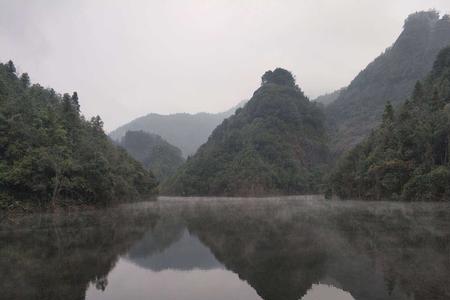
1, 197, 449, 300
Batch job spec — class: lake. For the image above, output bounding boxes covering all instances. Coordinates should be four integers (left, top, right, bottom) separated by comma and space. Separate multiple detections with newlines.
1, 196, 449, 300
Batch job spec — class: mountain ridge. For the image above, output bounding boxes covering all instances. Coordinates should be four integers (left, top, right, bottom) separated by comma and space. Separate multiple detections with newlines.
109, 101, 246, 157
329, 46, 450, 201
326, 10, 450, 155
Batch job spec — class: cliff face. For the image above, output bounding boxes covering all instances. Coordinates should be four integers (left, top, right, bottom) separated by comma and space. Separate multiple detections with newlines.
326, 11, 450, 155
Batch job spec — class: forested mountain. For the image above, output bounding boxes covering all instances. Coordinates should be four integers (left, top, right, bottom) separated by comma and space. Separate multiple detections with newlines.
163, 68, 329, 196
313, 88, 344, 106
329, 46, 450, 201
109, 101, 246, 157
119, 130, 185, 182
327, 11, 450, 154
0, 61, 158, 208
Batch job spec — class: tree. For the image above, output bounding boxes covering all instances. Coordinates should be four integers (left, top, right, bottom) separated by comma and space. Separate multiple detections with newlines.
71, 92, 80, 112
90, 115, 104, 132
382, 101, 394, 124
412, 81, 424, 102
261, 68, 296, 87
6, 60, 16, 74
20, 73, 30, 87
430, 89, 441, 111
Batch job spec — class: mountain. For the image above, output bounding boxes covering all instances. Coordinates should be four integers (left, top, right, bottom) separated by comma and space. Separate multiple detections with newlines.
0, 60, 157, 208
119, 130, 184, 182
313, 88, 344, 106
326, 11, 450, 155
329, 46, 450, 201
109, 101, 246, 157
163, 68, 329, 196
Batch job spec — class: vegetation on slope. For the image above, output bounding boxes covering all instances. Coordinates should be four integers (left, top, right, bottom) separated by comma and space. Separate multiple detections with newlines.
0, 61, 158, 208
326, 11, 450, 155
329, 46, 450, 201
119, 130, 185, 182
109, 101, 246, 157
163, 68, 329, 196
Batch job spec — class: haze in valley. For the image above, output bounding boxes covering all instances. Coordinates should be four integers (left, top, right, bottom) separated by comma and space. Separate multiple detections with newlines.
1, 0, 450, 131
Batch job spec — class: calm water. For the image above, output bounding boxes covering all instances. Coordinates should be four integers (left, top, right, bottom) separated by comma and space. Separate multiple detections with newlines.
1, 196, 450, 300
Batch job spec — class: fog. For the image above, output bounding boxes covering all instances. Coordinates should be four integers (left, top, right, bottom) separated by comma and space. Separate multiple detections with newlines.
1, 0, 450, 131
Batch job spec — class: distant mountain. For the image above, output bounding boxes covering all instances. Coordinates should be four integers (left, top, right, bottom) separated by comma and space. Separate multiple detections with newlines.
329, 46, 450, 201
109, 101, 246, 157
119, 130, 185, 182
163, 68, 329, 196
326, 11, 450, 155
313, 88, 344, 106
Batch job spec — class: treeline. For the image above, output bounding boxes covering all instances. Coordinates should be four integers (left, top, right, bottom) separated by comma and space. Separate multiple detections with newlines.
329, 47, 450, 201
0, 61, 157, 208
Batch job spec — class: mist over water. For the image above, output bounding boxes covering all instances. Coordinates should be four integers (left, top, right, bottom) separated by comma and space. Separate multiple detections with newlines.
1, 197, 449, 300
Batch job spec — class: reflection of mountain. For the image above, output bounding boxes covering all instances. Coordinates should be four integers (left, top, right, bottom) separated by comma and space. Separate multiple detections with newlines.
0, 208, 160, 300
3, 200, 450, 300
127, 216, 186, 257
302, 284, 354, 300
185, 201, 450, 300
127, 229, 222, 271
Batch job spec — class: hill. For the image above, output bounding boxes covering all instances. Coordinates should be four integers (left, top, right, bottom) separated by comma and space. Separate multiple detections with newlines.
329, 46, 450, 201
326, 11, 450, 155
313, 88, 344, 106
163, 68, 329, 196
109, 101, 246, 157
119, 130, 185, 182
0, 60, 158, 208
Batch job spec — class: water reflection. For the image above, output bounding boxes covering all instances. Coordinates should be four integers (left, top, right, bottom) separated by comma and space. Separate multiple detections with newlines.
126, 223, 222, 271
302, 284, 354, 300
1, 198, 450, 300
86, 244, 259, 300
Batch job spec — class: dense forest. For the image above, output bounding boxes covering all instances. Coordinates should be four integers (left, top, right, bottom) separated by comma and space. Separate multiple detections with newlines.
109, 101, 245, 157
119, 130, 185, 182
163, 68, 329, 196
2, 10, 450, 203
326, 11, 450, 155
0, 61, 158, 208
329, 46, 450, 201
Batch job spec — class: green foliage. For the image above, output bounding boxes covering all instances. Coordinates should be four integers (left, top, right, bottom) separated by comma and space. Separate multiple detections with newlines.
326, 11, 450, 155
163, 68, 329, 196
0, 61, 158, 207
261, 68, 296, 87
330, 46, 450, 201
120, 130, 185, 182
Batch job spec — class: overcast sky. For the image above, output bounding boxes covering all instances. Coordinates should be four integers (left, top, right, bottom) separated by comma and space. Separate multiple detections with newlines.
1, 0, 450, 131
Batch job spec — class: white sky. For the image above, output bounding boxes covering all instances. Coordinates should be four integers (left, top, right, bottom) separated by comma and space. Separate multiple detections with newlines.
1, 0, 450, 131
